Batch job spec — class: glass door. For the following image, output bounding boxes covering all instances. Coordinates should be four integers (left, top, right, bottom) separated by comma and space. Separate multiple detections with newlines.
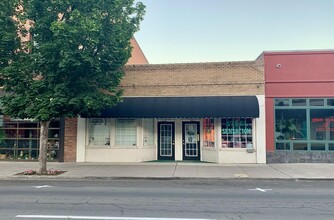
182, 122, 200, 160
158, 122, 175, 160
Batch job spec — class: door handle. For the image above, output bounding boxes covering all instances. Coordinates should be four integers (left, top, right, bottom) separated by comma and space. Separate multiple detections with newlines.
197, 134, 200, 141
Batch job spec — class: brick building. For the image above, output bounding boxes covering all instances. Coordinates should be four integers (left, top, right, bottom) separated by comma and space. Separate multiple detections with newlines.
75, 60, 266, 163
1, 41, 333, 163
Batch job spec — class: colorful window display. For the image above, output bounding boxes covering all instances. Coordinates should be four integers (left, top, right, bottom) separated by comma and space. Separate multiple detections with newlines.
221, 118, 253, 148
203, 118, 215, 147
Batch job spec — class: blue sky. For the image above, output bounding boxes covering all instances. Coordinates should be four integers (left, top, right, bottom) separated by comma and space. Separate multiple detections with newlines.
134, 0, 334, 64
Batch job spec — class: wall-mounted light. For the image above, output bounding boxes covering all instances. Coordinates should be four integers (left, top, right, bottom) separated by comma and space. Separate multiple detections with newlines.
276, 64, 282, 69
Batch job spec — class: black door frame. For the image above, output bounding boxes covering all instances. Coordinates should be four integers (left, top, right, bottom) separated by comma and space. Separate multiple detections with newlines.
182, 121, 201, 160
157, 122, 175, 160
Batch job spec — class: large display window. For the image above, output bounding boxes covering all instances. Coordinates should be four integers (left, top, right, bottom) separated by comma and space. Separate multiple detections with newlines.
115, 119, 137, 146
0, 116, 61, 160
142, 119, 154, 146
221, 118, 253, 148
88, 118, 110, 145
275, 98, 334, 151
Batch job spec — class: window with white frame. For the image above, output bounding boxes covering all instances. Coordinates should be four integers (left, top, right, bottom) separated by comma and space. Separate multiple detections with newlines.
115, 119, 137, 146
221, 118, 253, 148
142, 119, 154, 146
88, 118, 110, 145
203, 118, 215, 147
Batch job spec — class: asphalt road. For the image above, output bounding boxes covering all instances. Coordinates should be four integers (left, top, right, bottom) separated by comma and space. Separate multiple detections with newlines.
0, 179, 333, 220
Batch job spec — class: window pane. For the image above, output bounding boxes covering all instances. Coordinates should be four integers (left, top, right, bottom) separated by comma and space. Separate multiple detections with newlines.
292, 99, 306, 106
327, 99, 334, 106
293, 143, 308, 151
310, 99, 324, 106
88, 118, 110, 145
143, 119, 154, 146
276, 143, 290, 150
0, 118, 60, 160
221, 118, 252, 148
310, 109, 334, 141
329, 144, 334, 151
203, 118, 215, 147
275, 109, 307, 140
275, 99, 289, 106
310, 143, 325, 151
115, 119, 137, 146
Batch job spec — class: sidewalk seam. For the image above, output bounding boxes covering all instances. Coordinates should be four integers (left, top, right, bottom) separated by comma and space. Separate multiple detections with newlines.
172, 163, 178, 177
268, 164, 293, 178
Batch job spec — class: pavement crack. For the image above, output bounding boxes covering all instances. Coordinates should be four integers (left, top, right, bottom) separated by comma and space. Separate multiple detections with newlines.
268, 164, 293, 178
172, 163, 178, 177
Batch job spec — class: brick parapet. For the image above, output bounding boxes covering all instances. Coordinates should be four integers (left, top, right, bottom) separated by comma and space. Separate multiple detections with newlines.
122, 61, 264, 96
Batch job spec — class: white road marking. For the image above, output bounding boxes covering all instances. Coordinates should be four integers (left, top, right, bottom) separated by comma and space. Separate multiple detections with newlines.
249, 188, 272, 192
16, 215, 215, 220
32, 185, 52, 189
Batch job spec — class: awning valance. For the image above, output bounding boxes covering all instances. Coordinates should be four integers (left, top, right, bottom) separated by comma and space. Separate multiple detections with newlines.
98, 96, 259, 118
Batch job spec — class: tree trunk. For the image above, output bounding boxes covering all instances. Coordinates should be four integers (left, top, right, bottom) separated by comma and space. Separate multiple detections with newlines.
37, 120, 50, 175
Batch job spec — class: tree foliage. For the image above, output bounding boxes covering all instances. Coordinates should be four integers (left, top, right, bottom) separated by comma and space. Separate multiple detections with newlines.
0, 0, 145, 173
1, 0, 145, 120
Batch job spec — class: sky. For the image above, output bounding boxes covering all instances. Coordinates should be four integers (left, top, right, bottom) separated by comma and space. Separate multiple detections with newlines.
134, 0, 334, 64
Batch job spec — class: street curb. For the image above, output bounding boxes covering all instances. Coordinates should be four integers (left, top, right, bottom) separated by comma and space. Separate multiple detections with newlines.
2, 175, 334, 181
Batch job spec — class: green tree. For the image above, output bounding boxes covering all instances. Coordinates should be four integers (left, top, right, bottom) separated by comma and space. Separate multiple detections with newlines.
0, 0, 145, 174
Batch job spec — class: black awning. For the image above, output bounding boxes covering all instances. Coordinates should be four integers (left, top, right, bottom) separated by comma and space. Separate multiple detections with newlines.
99, 96, 259, 118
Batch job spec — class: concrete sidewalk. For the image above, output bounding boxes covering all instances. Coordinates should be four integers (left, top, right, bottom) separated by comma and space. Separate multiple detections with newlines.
1, 162, 334, 180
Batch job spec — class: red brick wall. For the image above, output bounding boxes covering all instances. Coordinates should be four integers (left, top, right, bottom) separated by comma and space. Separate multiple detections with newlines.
63, 118, 77, 162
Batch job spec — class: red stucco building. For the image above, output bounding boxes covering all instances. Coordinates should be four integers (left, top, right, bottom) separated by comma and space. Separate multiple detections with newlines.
259, 50, 334, 162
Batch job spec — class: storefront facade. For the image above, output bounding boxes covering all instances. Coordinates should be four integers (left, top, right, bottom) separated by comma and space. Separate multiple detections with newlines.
0, 116, 63, 161
2, 49, 333, 164
76, 61, 266, 163
262, 51, 334, 162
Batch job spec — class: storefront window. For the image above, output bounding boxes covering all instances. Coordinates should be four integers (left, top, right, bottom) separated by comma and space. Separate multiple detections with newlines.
0, 117, 60, 160
310, 109, 334, 141
142, 119, 154, 146
275, 109, 307, 140
275, 98, 334, 151
203, 118, 214, 147
221, 118, 253, 148
88, 118, 110, 145
115, 119, 137, 146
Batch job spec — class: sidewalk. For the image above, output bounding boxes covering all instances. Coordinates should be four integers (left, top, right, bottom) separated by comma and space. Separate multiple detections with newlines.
1, 161, 334, 180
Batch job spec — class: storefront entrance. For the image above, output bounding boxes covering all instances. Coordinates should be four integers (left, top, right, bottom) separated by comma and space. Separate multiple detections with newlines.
158, 122, 175, 160
182, 122, 200, 160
